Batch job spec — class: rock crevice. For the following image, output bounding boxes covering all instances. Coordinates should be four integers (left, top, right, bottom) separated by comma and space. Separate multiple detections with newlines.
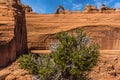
0, 0, 28, 67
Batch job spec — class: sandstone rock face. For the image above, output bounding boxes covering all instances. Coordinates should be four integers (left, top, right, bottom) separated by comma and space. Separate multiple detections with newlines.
72, 10, 81, 14
64, 10, 71, 14
55, 5, 65, 14
0, 0, 28, 67
26, 13, 120, 51
0, 0, 120, 67
83, 26, 120, 50
100, 4, 116, 13
84, 4, 99, 13
23, 5, 32, 13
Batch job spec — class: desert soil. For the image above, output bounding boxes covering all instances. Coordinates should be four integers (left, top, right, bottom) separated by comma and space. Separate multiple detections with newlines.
0, 50, 120, 80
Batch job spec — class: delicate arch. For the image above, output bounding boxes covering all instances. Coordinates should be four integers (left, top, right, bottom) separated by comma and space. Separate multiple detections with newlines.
55, 5, 65, 14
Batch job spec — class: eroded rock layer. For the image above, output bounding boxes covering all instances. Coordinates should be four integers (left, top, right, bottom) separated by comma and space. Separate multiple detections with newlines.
0, 0, 120, 67
0, 0, 28, 67
83, 26, 120, 50
26, 13, 120, 50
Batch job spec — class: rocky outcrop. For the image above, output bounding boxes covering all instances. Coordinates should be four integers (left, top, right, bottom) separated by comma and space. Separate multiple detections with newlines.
72, 10, 81, 14
64, 10, 71, 14
0, 0, 120, 67
82, 26, 120, 50
84, 4, 99, 13
55, 5, 65, 14
22, 5, 32, 13
26, 12, 120, 51
100, 4, 116, 13
0, 0, 28, 67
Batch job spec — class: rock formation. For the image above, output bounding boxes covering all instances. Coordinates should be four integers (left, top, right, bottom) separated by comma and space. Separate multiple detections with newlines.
26, 11, 120, 51
84, 4, 99, 13
72, 10, 81, 14
22, 5, 32, 13
0, 0, 28, 67
64, 10, 71, 14
100, 4, 116, 13
55, 5, 65, 14
0, 1, 120, 67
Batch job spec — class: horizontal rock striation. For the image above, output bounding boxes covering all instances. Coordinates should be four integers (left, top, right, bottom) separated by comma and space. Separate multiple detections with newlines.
0, 0, 120, 67
26, 12, 120, 50
0, 0, 28, 67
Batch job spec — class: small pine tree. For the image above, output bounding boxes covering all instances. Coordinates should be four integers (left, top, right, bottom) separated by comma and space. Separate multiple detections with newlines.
18, 53, 38, 74
38, 28, 99, 80
18, 28, 99, 80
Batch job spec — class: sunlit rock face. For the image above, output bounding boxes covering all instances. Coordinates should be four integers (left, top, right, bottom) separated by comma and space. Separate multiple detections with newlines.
0, 0, 28, 67
83, 26, 120, 50
0, 0, 120, 67
26, 12, 120, 51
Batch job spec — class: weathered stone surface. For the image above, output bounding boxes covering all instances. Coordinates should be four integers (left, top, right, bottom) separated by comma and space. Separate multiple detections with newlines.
89, 52, 120, 80
0, 61, 32, 80
84, 4, 99, 13
55, 5, 65, 14
100, 4, 116, 13
0, 0, 120, 67
5, 69, 30, 80
0, 0, 28, 67
72, 10, 81, 14
26, 12, 120, 51
64, 10, 71, 14
0, 70, 10, 80
22, 5, 32, 13
83, 26, 120, 50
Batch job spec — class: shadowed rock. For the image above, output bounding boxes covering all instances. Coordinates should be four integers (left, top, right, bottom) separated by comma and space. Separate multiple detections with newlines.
0, 0, 28, 67
55, 5, 65, 14
100, 4, 116, 13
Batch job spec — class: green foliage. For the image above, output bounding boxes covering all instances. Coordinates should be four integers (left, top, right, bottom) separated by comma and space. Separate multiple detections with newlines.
18, 28, 99, 80
18, 52, 38, 74
37, 55, 56, 79
50, 28, 99, 80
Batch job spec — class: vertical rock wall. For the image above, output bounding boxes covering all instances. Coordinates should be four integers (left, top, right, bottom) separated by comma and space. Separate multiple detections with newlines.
13, 0, 28, 56
0, 0, 28, 67
83, 26, 120, 50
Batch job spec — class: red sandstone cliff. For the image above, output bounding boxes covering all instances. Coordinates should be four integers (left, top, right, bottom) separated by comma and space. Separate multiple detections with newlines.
0, 0, 120, 67
0, 0, 28, 67
26, 13, 120, 50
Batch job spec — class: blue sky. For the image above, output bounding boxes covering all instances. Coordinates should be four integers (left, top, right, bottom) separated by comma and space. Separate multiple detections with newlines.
21, 0, 120, 14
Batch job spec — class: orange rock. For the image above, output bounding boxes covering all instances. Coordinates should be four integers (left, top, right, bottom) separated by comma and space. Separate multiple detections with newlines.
26, 13, 120, 51
0, 0, 120, 68
0, 0, 28, 67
